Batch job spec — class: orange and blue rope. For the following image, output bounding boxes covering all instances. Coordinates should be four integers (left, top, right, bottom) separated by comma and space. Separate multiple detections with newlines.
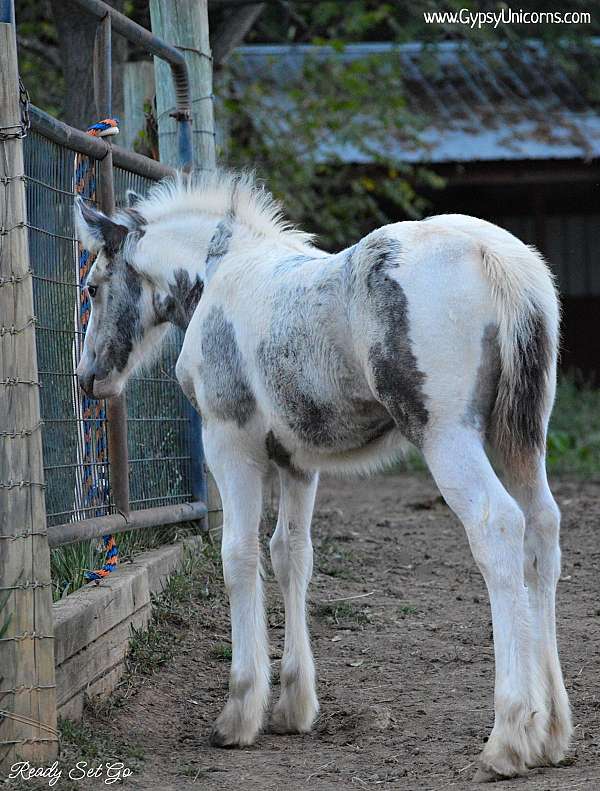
76, 118, 121, 584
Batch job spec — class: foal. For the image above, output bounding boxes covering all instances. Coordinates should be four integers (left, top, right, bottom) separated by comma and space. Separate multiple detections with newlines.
75, 172, 571, 781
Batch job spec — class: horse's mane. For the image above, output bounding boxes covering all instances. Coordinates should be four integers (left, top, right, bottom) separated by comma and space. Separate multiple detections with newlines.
127, 169, 319, 254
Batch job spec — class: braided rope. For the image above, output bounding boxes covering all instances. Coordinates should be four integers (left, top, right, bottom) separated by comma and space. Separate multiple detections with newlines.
73, 119, 121, 585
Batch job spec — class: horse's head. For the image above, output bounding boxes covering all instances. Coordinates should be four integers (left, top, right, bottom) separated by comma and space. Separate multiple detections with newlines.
74, 197, 169, 399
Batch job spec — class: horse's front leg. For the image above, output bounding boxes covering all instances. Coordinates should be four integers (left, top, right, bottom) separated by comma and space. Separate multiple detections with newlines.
203, 425, 270, 747
269, 468, 319, 734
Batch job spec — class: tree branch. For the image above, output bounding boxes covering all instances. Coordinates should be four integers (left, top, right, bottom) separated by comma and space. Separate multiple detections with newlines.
211, 3, 265, 66
17, 35, 61, 69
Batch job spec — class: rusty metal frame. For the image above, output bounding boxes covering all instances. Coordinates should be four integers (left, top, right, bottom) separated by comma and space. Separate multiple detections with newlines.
26, 0, 208, 547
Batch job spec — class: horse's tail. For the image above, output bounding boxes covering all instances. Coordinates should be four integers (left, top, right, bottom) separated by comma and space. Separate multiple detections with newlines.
480, 236, 560, 478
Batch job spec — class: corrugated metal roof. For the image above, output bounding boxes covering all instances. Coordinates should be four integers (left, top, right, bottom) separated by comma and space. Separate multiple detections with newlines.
232, 41, 600, 164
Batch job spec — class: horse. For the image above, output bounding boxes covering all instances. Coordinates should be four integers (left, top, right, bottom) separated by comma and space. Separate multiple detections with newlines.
74, 171, 571, 781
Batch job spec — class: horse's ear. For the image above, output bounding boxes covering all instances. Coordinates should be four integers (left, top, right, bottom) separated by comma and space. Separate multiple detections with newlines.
74, 196, 128, 254
126, 189, 143, 208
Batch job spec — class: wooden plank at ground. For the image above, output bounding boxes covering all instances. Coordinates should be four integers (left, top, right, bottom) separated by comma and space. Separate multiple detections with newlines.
53, 538, 202, 720
56, 605, 151, 719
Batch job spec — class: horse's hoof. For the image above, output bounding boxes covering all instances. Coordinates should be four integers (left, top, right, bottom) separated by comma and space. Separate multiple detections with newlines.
209, 725, 239, 749
473, 765, 510, 783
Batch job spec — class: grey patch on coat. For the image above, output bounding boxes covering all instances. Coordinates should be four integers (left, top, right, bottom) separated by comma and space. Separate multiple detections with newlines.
153, 269, 204, 330
200, 306, 256, 426
205, 218, 233, 278
360, 236, 429, 447
96, 262, 143, 377
464, 324, 501, 437
257, 278, 397, 450
265, 430, 311, 480
490, 308, 553, 468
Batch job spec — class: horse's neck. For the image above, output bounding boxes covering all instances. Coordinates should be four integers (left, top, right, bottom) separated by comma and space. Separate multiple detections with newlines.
146, 211, 322, 329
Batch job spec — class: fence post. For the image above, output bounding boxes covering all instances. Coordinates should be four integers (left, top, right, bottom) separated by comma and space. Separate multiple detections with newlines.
149, 0, 216, 171
0, 1, 58, 770
94, 12, 130, 516
122, 62, 156, 153
150, 0, 220, 527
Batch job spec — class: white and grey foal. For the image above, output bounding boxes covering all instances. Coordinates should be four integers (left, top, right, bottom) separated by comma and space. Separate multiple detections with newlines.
75, 172, 571, 781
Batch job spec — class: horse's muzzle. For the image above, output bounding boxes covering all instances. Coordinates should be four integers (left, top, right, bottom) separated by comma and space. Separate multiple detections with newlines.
77, 371, 95, 398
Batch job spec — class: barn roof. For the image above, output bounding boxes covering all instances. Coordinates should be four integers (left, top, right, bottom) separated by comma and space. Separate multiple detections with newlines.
232, 41, 600, 164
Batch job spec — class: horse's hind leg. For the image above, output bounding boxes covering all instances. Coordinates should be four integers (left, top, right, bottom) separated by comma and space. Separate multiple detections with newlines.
505, 457, 572, 766
269, 468, 319, 733
423, 425, 547, 780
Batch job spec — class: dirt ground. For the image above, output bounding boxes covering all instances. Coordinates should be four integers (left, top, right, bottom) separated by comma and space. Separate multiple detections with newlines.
63, 473, 600, 790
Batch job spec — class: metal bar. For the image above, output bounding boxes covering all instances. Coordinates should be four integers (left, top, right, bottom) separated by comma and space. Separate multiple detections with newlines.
29, 106, 108, 159
92, 14, 131, 518
29, 107, 174, 181
48, 501, 207, 548
72, 0, 192, 122
112, 146, 174, 180
94, 13, 112, 123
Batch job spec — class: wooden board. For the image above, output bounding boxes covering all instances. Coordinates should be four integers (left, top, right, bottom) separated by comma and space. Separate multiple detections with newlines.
53, 537, 202, 719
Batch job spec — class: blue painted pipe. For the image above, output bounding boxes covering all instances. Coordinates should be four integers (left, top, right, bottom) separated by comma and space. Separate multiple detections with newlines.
0, 0, 14, 24
177, 118, 194, 172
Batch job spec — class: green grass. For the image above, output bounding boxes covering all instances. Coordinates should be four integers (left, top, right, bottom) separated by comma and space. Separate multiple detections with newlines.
212, 641, 233, 661
398, 604, 417, 616
548, 376, 600, 475
315, 600, 371, 625
50, 522, 200, 601
123, 543, 220, 682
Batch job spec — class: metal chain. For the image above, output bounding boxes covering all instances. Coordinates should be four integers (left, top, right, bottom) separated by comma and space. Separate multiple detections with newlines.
0, 270, 32, 287
0, 631, 53, 642
0, 79, 30, 141
0, 684, 56, 696
0, 174, 25, 184
0, 420, 44, 439
0, 708, 59, 736
0, 580, 52, 592
0, 221, 25, 235
0, 378, 41, 387
0, 316, 37, 336
0, 480, 46, 490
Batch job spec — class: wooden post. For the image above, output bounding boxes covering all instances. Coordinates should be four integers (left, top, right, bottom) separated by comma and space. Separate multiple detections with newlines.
122, 61, 156, 152
149, 0, 222, 530
149, 0, 216, 171
0, 6, 58, 769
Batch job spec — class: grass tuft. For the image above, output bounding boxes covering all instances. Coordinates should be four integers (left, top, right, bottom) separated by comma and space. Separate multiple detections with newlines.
212, 641, 233, 661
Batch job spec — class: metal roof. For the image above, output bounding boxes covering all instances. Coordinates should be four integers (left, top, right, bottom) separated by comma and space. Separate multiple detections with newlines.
232, 41, 600, 164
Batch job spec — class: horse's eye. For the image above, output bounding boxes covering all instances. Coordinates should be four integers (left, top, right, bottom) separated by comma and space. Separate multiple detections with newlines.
88, 285, 97, 298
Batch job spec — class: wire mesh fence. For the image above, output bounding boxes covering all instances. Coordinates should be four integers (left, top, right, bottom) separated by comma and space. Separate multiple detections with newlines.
24, 130, 193, 528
